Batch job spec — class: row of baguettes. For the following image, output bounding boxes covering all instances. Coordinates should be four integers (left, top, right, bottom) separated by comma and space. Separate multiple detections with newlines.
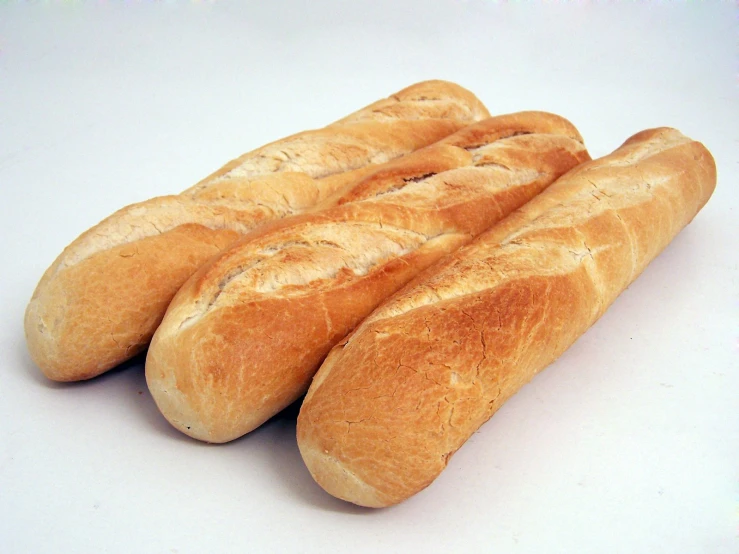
145, 111, 589, 443
23, 80, 716, 509
25, 80, 488, 382
296, 127, 716, 508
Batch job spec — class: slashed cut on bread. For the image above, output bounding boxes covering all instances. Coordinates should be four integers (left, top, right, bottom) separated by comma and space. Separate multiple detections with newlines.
146, 111, 590, 443
297, 128, 716, 508
25, 80, 488, 381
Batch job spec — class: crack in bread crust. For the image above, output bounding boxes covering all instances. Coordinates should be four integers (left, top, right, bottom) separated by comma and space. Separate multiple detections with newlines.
362, 130, 701, 326
146, 111, 591, 444
27, 80, 491, 381
296, 127, 716, 507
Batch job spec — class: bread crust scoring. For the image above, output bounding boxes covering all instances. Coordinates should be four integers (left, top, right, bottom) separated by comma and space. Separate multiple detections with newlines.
25, 80, 489, 381
296, 127, 716, 507
145, 111, 590, 443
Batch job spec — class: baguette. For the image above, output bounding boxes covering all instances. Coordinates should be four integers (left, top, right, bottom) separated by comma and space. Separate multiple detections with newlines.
25, 80, 488, 382
145, 112, 590, 443
296, 127, 717, 508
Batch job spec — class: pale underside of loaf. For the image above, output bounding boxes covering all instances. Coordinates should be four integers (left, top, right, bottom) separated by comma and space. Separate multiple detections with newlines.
25, 80, 488, 381
296, 127, 717, 508
145, 111, 590, 444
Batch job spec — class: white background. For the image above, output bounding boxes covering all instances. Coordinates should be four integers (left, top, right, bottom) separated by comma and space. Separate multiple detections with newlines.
1, 2, 736, 553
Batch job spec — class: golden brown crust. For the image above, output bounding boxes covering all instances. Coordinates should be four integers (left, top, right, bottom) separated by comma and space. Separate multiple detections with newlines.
145, 112, 590, 443
25, 80, 489, 381
296, 127, 717, 507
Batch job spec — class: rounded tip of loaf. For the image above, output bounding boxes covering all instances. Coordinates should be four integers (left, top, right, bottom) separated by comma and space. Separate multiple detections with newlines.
297, 434, 390, 508
24, 301, 63, 381
24, 283, 146, 382
145, 346, 233, 444
145, 321, 278, 444
24, 296, 94, 382
144, 361, 211, 442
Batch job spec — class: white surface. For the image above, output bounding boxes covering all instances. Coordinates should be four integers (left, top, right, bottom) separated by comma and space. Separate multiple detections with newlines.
0, 2, 736, 553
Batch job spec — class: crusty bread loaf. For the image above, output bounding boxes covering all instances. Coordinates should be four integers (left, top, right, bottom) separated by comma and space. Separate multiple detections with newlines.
296, 127, 717, 508
145, 112, 590, 443
25, 80, 488, 382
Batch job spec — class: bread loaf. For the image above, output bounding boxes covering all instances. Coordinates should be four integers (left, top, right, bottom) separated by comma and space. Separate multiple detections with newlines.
25, 80, 488, 382
296, 128, 717, 508
145, 111, 590, 443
